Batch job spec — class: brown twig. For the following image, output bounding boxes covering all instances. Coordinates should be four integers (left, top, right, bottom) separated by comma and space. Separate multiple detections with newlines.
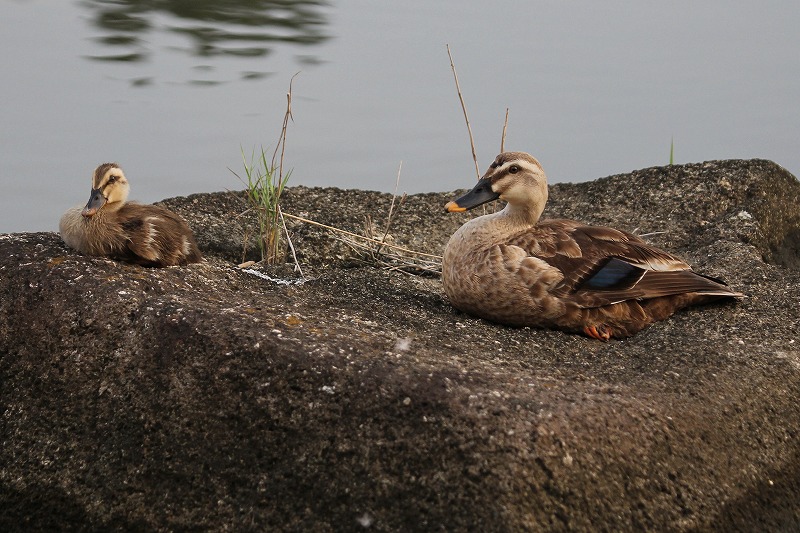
501, 108, 509, 153
447, 44, 480, 180
273, 71, 300, 183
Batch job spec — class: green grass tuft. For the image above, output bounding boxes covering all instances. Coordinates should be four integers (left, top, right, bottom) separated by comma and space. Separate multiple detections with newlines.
233, 73, 298, 264
239, 146, 292, 263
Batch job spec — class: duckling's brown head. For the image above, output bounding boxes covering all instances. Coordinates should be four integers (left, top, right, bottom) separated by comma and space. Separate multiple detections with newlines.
445, 152, 548, 222
82, 163, 130, 218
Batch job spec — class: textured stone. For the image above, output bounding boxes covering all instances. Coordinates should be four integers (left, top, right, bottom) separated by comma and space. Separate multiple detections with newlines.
1, 159, 798, 531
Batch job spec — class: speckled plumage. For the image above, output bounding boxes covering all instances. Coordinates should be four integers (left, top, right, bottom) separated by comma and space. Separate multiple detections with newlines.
442, 152, 741, 340
59, 163, 202, 267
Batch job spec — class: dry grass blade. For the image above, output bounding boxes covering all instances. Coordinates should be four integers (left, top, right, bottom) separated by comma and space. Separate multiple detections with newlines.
334, 231, 442, 276
281, 212, 442, 261
281, 209, 442, 276
377, 161, 406, 255
279, 205, 304, 278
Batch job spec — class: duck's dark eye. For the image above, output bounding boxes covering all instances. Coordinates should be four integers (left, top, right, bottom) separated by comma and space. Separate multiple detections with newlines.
108, 176, 117, 184
508, 165, 520, 174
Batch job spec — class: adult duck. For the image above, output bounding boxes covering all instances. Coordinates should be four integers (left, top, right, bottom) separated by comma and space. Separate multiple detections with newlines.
442, 152, 741, 340
60, 163, 202, 267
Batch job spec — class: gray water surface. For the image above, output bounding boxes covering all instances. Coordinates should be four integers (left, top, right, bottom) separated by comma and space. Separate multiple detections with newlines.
2, 1, 798, 232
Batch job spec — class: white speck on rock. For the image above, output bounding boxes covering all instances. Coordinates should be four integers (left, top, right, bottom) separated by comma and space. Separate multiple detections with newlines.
321, 385, 335, 395
356, 512, 374, 527
394, 337, 412, 352
563, 452, 574, 467
242, 268, 305, 286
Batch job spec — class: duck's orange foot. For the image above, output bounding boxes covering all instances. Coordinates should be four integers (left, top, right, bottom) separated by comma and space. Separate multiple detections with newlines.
583, 324, 612, 341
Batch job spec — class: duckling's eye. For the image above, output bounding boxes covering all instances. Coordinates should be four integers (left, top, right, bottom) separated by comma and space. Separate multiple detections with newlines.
508, 165, 520, 174
108, 176, 117, 183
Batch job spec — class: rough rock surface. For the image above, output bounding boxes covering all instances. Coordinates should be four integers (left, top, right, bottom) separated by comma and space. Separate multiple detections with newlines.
1, 159, 799, 531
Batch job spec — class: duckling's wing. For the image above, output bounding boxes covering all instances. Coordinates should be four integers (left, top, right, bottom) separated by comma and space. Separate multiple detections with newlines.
510, 220, 739, 309
119, 205, 201, 266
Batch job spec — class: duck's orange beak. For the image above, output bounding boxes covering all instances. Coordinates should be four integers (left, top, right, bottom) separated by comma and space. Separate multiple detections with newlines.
445, 201, 466, 213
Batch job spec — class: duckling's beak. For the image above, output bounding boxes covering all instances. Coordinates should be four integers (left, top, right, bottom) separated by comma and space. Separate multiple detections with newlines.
445, 177, 499, 212
81, 188, 107, 218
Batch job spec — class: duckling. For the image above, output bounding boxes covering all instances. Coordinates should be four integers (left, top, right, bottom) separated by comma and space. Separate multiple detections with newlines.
442, 152, 742, 340
59, 163, 202, 267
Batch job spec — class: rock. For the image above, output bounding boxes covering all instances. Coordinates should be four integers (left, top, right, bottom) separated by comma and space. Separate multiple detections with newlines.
1, 159, 799, 531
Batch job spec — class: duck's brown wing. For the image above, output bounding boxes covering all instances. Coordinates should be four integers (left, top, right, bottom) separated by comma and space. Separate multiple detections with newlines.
118, 205, 202, 266
508, 219, 739, 309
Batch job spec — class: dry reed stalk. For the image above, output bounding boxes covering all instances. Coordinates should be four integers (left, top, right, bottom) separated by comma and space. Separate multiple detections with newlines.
376, 161, 406, 255
279, 205, 304, 278
241, 225, 250, 264
447, 44, 480, 180
501, 108, 509, 152
273, 72, 299, 182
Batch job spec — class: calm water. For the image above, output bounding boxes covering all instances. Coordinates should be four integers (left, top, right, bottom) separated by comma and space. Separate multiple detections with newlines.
2, 1, 799, 233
